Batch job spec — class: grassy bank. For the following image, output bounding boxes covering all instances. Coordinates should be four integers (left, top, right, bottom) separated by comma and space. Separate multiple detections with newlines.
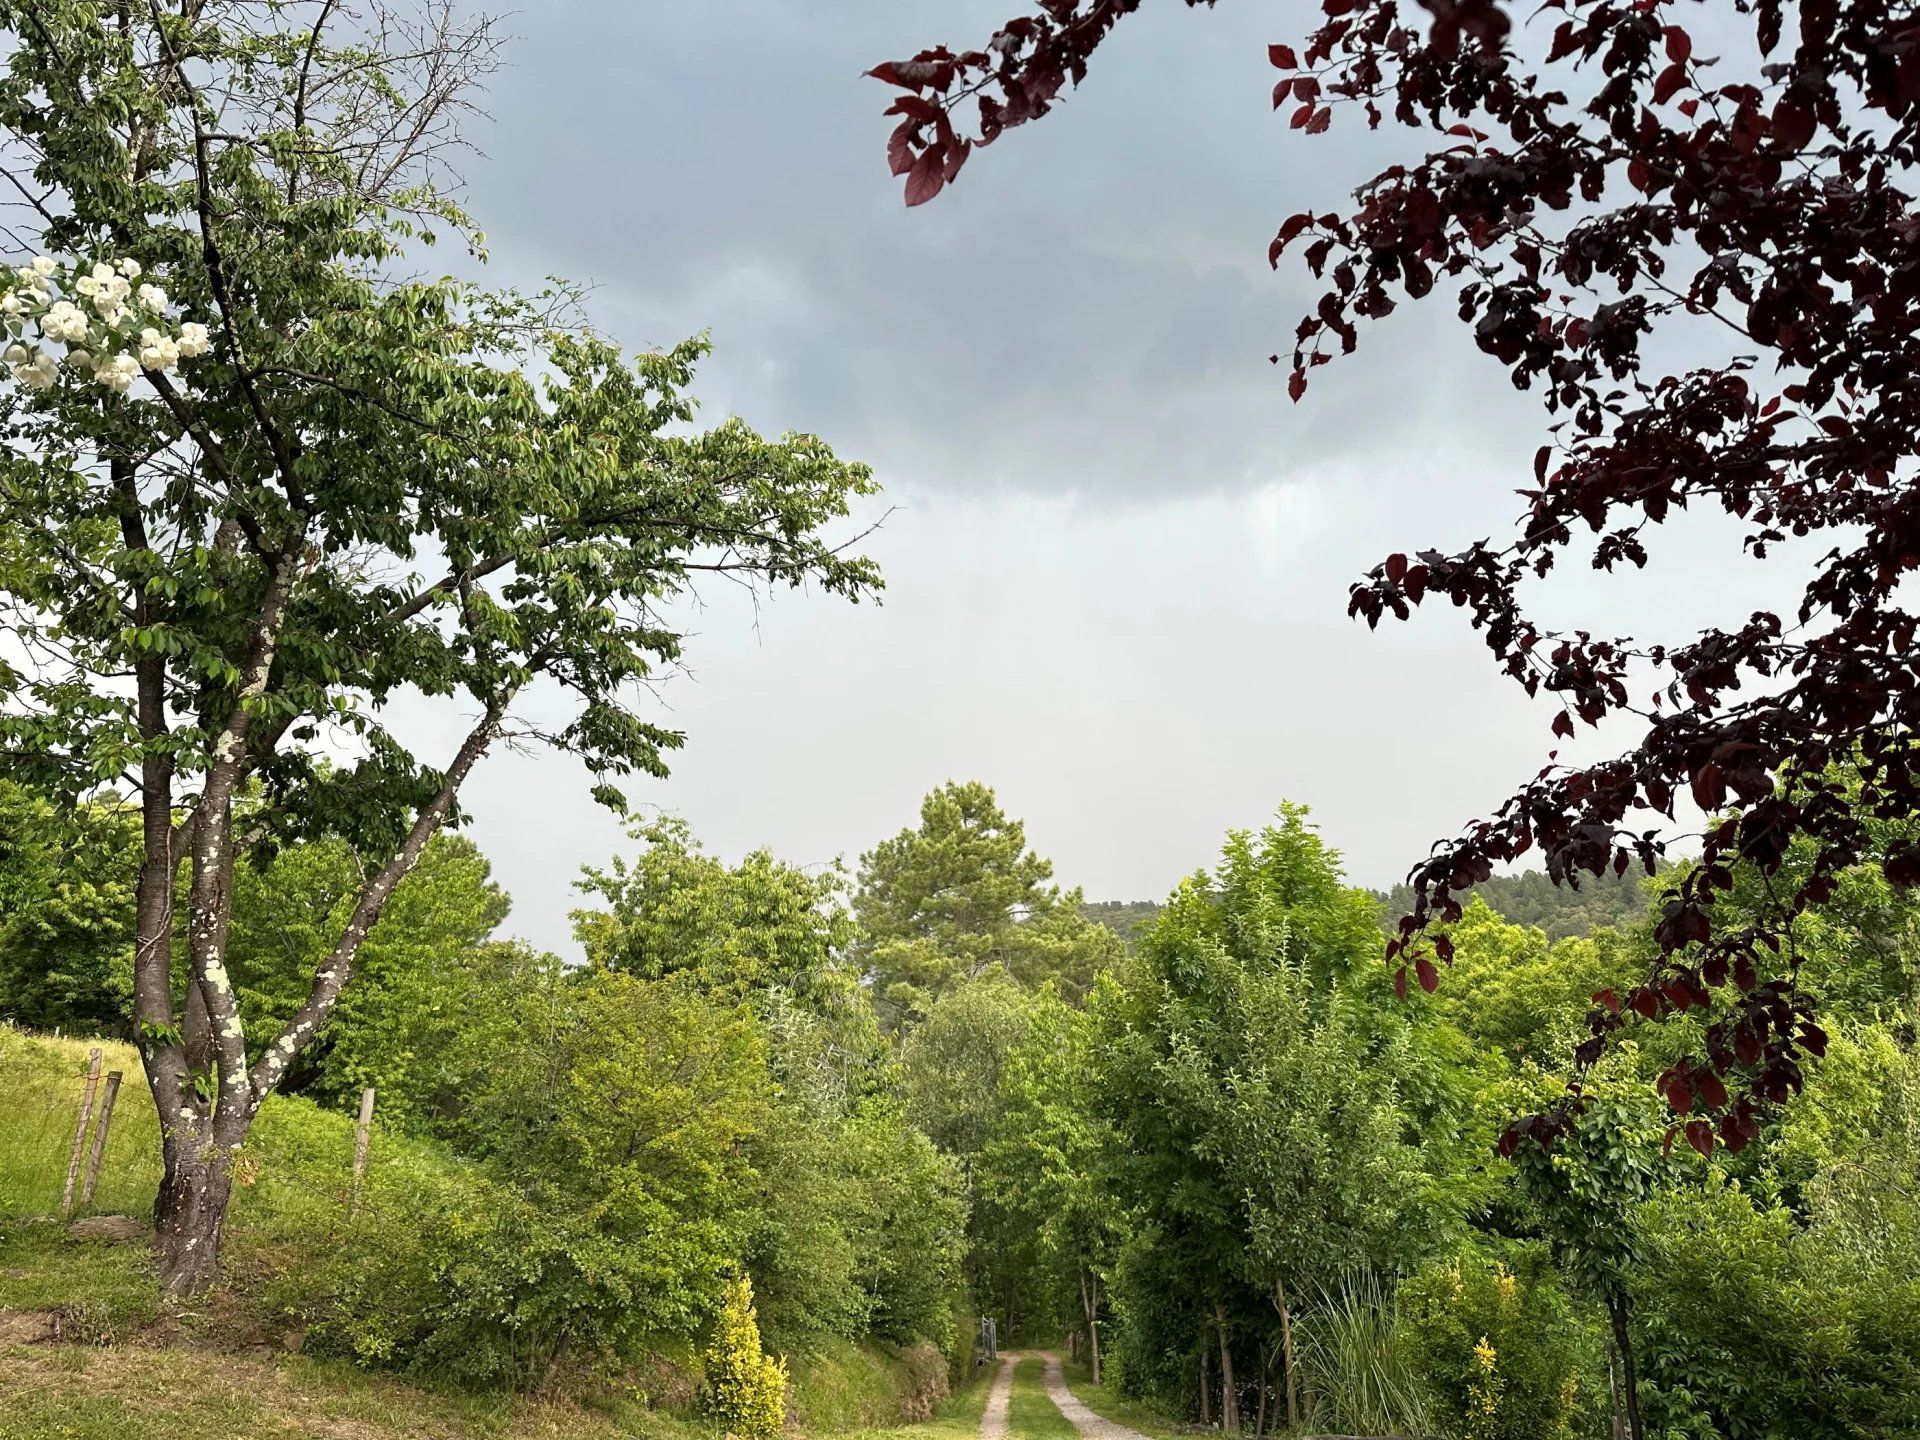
0, 1027, 964, 1439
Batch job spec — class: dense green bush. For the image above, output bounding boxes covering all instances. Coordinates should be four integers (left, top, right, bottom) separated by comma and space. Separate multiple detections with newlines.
1401, 1246, 1593, 1440
1633, 1181, 1920, 1439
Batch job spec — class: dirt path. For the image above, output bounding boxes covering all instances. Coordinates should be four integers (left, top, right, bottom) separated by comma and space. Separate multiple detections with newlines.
979, 1353, 1019, 1440
1038, 1352, 1153, 1440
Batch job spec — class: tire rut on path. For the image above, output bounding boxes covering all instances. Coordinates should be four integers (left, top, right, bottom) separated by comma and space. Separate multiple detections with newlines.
1038, 1352, 1153, 1440
979, 1353, 1018, 1440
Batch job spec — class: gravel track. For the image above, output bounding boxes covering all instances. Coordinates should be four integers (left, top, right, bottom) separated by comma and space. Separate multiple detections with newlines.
1037, 1352, 1153, 1440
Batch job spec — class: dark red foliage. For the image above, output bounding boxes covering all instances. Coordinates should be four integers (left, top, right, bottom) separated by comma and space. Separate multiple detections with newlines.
871, 0, 1920, 1147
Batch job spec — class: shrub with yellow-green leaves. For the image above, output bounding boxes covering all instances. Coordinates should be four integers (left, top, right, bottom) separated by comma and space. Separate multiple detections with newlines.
1401, 1245, 1594, 1440
705, 1276, 788, 1440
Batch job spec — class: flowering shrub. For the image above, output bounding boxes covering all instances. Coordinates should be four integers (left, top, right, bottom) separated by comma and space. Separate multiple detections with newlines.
1, 255, 209, 392
1401, 1246, 1593, 1440
705, 1276, 788, 1440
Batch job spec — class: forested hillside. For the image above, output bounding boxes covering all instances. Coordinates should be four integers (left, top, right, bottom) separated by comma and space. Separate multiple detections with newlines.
1373, 867, 1657, 942
1078, 901, 1161, 944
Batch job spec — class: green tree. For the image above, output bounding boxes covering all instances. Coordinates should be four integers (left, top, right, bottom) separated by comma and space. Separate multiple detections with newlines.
574, 817, 855, 1007
1104, 807, 1439, 1429
0, 782, 137, 1032
222, 833, 519, 1122
0, 1, 877, 1292
979, 988, 1126, 1379
856, 781, 1120, 1024
1507, 1069, 1675, 1440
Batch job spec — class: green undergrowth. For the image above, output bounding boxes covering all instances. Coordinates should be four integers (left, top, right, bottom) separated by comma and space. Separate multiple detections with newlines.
786, 1332, 953, 1431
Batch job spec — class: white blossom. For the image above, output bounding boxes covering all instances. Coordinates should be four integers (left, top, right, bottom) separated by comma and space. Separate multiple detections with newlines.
1, 254, 208, 398
15, 352, 57, 389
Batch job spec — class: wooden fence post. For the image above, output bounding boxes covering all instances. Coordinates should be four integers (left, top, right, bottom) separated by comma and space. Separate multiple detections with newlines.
350, 1087, 375, 1200
60, 1048, 103, 1216
80, 1071, 123, 1207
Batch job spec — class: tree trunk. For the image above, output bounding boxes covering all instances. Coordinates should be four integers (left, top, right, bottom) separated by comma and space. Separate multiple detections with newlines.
1080, 1262, 1102, 1385
1274, 1278, 1299, 1429
1213, 1298, 1240, 1432
1254, 1342, 1269, 1439
153, 1123, 236, 1294
1199, 1341, 1212, 1427
1606, 1332, 1628, 1440
1607, 1287, 1645, 1440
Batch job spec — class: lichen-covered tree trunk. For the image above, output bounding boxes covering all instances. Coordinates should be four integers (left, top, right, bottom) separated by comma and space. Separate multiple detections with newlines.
153, 1117, 239, 1293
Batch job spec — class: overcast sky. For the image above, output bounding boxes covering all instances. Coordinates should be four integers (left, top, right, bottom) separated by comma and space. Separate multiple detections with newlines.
420, 1, 1778, 956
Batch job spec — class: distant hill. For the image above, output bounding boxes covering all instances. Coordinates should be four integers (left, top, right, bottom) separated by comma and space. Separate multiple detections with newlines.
1373, 866, 1659, 942
1081, 899, 1161, 943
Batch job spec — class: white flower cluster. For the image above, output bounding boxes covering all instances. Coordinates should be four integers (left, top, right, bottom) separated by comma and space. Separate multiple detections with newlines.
1, 255, 211, 394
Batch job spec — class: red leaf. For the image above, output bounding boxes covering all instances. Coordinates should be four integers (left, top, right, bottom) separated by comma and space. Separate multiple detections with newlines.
1691, 761, 1726, 811
1268, 43, 1298, 68
1394, 965, 1408, 1001
1290, 102, 1315, 130
1306, 106, 1332, 135
1773, 100, 1815, 151
1653, 61, 1689, 106
1415, 956, 1439, 993
1663, 24, 1692, 62
1695, 1070, 1729, 1110
1288, 369, 1307, 402
1385, 552, 1409, 583
887, 125, 915, 177
1272, 78, 1293, 108
1594, 989, 1622, 1014
1686, 1119, 1716, 1157
904, 147, 946, 207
